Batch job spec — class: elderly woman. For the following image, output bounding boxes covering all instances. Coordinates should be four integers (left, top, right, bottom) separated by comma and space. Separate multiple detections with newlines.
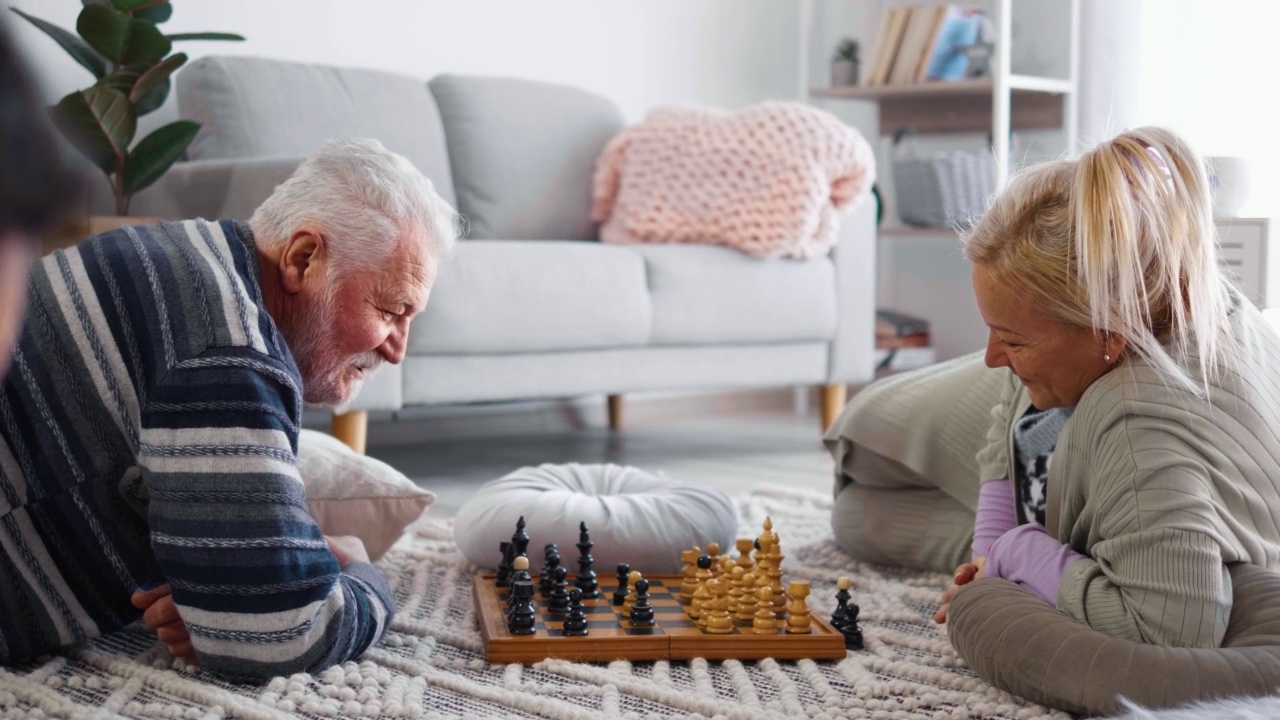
829, 126, 1280, 652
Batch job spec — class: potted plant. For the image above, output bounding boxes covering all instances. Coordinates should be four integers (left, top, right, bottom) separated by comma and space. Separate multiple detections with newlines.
831, 38, 860, 87
11, 1, 243, 218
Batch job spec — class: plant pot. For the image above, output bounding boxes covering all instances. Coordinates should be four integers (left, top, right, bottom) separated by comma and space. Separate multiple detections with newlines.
43, 216, 160, 256
831, 60, 859, 87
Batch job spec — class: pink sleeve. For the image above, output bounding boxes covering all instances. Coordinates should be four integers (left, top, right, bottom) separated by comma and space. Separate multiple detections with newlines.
986, 523, 1088, 606
971, 479, 1018, 559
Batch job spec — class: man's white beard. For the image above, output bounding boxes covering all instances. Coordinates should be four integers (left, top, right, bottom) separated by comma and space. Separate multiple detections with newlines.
283, 292, 380, 409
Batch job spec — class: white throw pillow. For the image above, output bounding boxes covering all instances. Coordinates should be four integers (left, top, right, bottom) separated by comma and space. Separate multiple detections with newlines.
296, 428, 434, 561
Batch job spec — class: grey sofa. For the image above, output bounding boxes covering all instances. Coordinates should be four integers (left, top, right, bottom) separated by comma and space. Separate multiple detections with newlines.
114, 56, 877, 448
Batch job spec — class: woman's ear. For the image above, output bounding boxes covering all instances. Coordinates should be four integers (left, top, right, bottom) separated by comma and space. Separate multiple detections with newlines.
1104, 333, 1128, 364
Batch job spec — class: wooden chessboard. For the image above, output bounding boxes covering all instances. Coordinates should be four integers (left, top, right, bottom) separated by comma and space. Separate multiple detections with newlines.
473, 572, 848, 663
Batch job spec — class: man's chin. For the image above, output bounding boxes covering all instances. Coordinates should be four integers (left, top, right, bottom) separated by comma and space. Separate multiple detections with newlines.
303, 377, 363, 411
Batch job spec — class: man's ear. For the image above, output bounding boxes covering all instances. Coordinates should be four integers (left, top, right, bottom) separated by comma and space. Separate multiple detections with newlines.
279, 230, 324, 294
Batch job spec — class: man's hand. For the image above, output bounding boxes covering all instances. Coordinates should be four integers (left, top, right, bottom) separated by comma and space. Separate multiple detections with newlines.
934, 556, 988, 624
131, 584, 198, 665
326, 534, 370, 566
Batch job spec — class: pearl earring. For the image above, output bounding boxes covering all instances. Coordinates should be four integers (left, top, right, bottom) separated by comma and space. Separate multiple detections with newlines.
1105, 354, 1112, 362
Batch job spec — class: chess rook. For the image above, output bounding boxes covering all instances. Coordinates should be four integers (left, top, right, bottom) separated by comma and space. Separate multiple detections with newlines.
507, 580, 537, 635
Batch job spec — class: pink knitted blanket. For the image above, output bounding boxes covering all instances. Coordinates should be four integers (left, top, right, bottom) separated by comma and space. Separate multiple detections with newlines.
591, 102, 875, 259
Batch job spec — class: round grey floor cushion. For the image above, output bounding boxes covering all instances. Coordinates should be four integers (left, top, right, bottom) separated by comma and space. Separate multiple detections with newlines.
948, 564, 1280, 717
454, 463, 738, 574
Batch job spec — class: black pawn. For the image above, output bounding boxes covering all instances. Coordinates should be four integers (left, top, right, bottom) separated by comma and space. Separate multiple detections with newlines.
507, 580, 537, 635
540, 551, 561, 599
575, 521, 599, 599
563, 588, 589, 636
842, 598, 864, 651
629, 578, 654, 627
496, 540, 513, 587
612, 563, 632, 606
547, 566, 571, 614
511, 515, 531, 558
831, 585, 852, 633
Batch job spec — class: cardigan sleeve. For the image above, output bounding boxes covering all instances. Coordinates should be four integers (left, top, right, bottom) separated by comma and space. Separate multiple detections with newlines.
1056, 432, 1232, 648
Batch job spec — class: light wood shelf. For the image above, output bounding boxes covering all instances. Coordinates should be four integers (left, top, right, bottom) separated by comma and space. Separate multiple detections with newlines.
811, 76, 1067, 134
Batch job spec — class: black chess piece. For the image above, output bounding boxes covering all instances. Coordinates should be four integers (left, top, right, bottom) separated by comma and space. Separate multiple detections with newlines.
540, 550, 561, 599
511, 515, 531, 558
612, 563, 632, 606
842, 597, 864, 651
574, 521, 599, 599
507, 580, 537, 636
563, 588, 589, 636
496, 540, 513, 587
507, 556, 532, 613
547, 566, 571, 614
831, 584, 852, 633
629, 578, 655, 627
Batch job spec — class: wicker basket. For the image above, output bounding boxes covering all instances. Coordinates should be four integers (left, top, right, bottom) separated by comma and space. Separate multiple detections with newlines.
892, 127, 1001, 228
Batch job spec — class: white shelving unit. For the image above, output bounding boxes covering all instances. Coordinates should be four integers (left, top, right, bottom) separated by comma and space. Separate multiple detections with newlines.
801, 0, 1081, 360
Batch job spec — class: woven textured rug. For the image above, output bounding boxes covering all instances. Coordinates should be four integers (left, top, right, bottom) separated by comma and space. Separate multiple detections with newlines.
0, 486, 1071, 720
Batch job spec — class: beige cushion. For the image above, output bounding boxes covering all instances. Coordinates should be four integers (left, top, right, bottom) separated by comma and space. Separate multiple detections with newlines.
948, 565, 1280, 717
296, 429, 434, 562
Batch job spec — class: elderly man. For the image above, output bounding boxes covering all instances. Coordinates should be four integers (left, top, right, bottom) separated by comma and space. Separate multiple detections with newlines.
0, 138, 458, 678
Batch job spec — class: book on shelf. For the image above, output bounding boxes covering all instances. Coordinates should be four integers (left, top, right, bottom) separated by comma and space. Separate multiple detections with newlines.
875, 345, 937, 374
875, 308, 931, 338
923, 5, 986, 81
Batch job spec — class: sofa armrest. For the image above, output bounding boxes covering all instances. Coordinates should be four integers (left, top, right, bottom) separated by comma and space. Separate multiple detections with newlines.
108, 156, 305, 221
826, 195, 877, 384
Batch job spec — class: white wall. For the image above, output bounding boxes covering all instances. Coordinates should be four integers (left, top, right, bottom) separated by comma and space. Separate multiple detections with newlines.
5, 0, 802, 133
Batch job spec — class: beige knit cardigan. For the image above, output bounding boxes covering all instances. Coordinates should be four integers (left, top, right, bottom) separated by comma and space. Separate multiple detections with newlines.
977, 294, 1280, 647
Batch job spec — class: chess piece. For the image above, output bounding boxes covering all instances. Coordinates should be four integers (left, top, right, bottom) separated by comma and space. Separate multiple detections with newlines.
563, 588, 589, 636
831, 576, 854, 633
679, 547, 701, 600
703, 578, 733, 634
726, 565, 746, 616
735, 538, 755, 571
508, 580, 537, 635
575, 522, 600, 599
785, 580, 812, 634
842, 584, 865, 651
548, 566, 571, 614
629, 578, 655, 627
612, 563, 632, 606
511, 515, 531, 558
623, 570, 643, 612
735, 571, 759, 622
707, 542, 721, 577
690, 554, 713, 621
496, 540, 513, 587
540, 550, 561, 599
507, 555, 532, 613
751, 585, 777, 635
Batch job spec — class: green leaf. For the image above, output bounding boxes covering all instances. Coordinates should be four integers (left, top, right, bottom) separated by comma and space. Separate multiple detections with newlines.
77, 4, 170, 65
166, 32, 245, 42
123, 120, 199, 194
9, 7, 108, 79
129, 52, 185, 101
133, 77, 170, 116
51, 85, 137, 176
132, 3, 173, 24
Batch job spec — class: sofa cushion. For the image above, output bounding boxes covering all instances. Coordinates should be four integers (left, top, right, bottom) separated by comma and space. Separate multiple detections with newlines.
177, 56, 456, 205
632, 245, 837, 345
411, 240, 650, 355
428, 75, 624, 240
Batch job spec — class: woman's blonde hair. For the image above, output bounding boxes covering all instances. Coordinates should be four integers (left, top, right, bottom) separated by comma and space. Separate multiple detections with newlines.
963, 126, 1236, 396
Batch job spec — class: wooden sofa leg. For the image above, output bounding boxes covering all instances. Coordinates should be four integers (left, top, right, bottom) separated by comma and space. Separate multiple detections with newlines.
607, 394, 623, 431
820, 384, 847, 432
332, 410, 369, 454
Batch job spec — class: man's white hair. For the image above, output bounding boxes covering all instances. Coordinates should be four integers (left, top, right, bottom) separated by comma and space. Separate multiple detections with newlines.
249, 138, 459, 288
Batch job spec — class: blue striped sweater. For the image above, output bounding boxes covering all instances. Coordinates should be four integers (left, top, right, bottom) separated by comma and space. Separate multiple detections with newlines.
0, 219, 394, 677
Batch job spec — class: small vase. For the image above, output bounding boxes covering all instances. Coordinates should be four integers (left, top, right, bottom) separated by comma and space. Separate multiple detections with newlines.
830, 60, 859, 87
1206, 156, 1251, 218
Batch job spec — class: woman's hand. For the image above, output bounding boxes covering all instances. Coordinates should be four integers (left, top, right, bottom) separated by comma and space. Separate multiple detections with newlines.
934, 556, 987, 624
131, 584, 198, 665
326, 534, 370, 566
